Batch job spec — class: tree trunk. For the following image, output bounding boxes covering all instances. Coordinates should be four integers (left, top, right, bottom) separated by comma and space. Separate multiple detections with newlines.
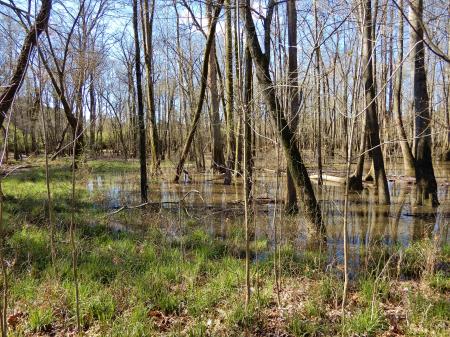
314, 0, 323, 186
243, 44, 252, 307
174, 1, 224, 183
207, 0, 225, 172
224, 0, 235, 185
243, 46, 253, 202
141, 0, 160, 173
442, 11, 449, 161
393, 0, 416, 177
133, 0, 148, 202
89, 72, 96, 152
361, 0, 390, 204
243, 0, 323, 232
409, 0, 439, 206
0, 0, 52, 127
285, 0, 300, 214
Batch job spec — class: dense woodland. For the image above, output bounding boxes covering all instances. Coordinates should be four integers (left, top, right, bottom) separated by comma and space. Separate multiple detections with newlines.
0, 0, 448, 336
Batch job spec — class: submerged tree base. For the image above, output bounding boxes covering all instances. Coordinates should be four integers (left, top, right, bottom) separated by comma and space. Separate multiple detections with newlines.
347, 174, 364, 191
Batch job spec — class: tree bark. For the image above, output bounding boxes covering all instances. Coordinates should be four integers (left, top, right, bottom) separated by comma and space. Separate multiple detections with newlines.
207, 0, 225, 172
133, 0, 148, 202
285, 0, 300, 214
174, 1, 224, 183
409, 0, 439, 206
243, 0, 323, 232
0, 0, 52, 127
89, 72, 96, 152
224, 0, 235, 185
393, 0, 416, 177
141, 0, 160, 173
361, 0, 390, 204
314, 0, 323, 186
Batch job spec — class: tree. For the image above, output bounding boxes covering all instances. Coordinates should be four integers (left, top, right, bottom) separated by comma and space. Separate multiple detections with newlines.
141, 0, 160, 173
242, 0, 323, 232
132, 0, 148, 202
224, 0, 235, 185
409, 0, 439, 206
207, 0, 225, 172
285, 0, 300, 214
393, 0, 416, 177
0, 0, 52, 127
360, 0, 390, 204
243, 44, 252, 307
174, 0, 224, 183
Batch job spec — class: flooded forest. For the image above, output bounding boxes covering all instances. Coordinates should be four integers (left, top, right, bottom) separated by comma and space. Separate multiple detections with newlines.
0, 0, 449, 336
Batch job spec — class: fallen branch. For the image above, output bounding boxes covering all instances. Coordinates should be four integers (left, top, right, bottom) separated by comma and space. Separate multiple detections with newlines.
106, 190, 204, 216
106, 201, 177, 216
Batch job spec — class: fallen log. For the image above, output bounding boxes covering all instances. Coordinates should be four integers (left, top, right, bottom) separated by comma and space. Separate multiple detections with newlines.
310, 174, 346, 184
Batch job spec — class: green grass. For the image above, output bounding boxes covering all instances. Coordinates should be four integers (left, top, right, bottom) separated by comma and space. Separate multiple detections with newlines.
1, 160, 448, 336
288, 315, 323, 337
28, 307, 54, 332
427, 271, 450, 293
345, 306, 387, 336
358, 277, 390, 305
408, 292, 450, 334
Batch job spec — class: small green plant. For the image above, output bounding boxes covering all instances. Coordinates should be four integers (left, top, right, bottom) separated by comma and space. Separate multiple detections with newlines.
314, 274, 343, 306
358, 277, 390, 305
228, 303, 257, 330
86, 293, 116, 322
427, 271, 450, 293
345, 306, 387, 336
28, 307, 54, 332
288, 315, 322, 336
408, 292, 450, 332
401, 241, 432, 277
187, 322, 208, 337
303, 300, 324, 318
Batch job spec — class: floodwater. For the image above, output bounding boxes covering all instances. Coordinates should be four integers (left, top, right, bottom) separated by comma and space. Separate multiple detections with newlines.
86, 160, 449, 274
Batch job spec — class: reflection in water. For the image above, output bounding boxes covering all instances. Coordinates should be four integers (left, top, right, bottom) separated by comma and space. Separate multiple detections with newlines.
86, 162, 449, 274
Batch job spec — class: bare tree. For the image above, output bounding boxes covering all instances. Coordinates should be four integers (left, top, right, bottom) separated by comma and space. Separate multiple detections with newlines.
133, 0, 148, 202
409, 0, 439, 206
242, 0, 323, 232
0, 0, 52, 127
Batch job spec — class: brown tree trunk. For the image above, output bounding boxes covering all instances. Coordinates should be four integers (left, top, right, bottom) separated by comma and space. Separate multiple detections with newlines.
174, 1, 224, 183
393, 0, 416, 177
314, 0, 323, 185
243, 46, 253, 202
361, 0, 390, 204
409, 0, 439, 206
141, 0, 160, 173
133, 0, 148, 202
224, 0, 235, 185
0, 0, 52, 127
89, 72, 96, 152
285, 0, 300, 213
243, 0, 323, 232
243, 44, 252, 307
207, 0, 225, 172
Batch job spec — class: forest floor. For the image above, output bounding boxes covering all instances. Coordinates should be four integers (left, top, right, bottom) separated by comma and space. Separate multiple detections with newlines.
0, 158, 449, 336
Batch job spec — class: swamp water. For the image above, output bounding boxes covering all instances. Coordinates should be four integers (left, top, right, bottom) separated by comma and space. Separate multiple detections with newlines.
86, 160, 449, 275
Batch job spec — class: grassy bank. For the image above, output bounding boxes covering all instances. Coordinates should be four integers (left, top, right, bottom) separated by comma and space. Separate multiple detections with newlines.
0, 160, 448, 336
